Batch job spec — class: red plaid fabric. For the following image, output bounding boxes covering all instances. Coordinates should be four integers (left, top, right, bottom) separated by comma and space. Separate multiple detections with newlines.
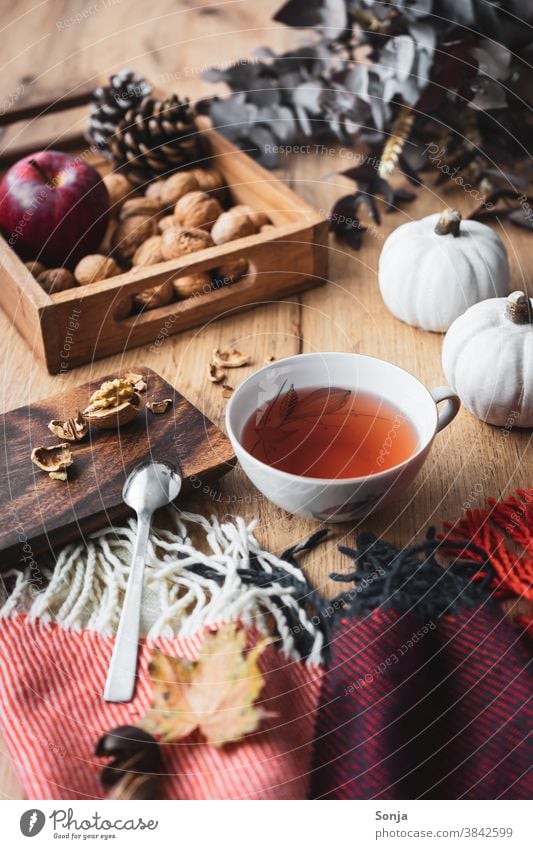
311, 605, 531, 799
0, 616, 322, 799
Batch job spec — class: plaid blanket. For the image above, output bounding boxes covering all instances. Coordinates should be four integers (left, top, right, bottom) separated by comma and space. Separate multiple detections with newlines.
0, 492, 531, 799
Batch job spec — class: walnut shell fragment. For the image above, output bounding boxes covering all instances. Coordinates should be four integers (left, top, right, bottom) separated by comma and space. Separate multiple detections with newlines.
31, 443, 73, 480
222, 384, 234, 399
147, 398, 173, 414
209, 363, 226, 383
212, 348, 250, 368
48, 411, 88, 442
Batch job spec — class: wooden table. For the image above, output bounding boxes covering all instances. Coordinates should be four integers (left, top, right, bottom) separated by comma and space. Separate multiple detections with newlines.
1, 0, 531, 799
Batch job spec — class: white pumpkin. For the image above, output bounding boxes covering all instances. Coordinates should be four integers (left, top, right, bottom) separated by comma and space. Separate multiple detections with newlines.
379, 208, 509, 332
442, 291, 533, 427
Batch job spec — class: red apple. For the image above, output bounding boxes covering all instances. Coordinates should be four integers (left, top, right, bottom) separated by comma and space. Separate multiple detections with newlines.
0, 150, 109, 268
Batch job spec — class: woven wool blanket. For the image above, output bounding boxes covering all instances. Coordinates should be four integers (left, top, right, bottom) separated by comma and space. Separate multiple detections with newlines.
0, 491, 531, 800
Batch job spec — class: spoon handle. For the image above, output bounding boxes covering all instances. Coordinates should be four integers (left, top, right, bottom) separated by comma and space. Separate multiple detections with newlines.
104, 511, 151, 702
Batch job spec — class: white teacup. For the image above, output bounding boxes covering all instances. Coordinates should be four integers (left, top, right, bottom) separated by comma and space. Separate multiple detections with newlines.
226, 352, 460, 523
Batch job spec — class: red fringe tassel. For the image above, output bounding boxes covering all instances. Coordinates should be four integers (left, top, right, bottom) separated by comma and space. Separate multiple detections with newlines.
441, 488, 533, 632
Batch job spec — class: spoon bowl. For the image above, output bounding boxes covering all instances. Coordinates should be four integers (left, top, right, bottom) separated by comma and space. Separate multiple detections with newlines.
123, 460, 182, 515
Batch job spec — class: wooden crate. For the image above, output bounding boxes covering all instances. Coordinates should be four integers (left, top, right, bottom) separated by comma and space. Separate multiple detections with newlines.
0, 96, 329, 374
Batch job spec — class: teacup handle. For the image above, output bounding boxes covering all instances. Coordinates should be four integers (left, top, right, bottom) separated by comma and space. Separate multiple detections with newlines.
431, 386, 461, 433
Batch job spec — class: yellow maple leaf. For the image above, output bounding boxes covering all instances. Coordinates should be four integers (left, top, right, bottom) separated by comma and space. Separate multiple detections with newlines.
137, 624, 273, 747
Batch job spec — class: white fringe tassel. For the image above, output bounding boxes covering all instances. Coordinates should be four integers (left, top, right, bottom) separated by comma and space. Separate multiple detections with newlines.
0, 509, 323, 666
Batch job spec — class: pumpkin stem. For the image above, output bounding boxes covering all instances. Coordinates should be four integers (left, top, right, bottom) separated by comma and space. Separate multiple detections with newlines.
435, 208, 462, 237
506, 291, 532, 325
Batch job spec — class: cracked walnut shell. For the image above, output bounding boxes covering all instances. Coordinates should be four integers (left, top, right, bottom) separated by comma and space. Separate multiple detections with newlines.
74, 254, 121, 285
174, 191, 223, 231
83, 378, 140, 428
160, 226, 214, 261
31, 443, 73, 480
111, 215, 158, 264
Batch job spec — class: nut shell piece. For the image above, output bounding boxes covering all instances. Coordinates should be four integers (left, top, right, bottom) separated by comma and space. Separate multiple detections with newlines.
48, 411, 88, 441
212, 347, 250, 368
31, 443, 74, 479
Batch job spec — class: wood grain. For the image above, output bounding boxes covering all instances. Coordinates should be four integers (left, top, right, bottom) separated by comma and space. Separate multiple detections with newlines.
0, 0, 531, 799
0, 366, 235, 567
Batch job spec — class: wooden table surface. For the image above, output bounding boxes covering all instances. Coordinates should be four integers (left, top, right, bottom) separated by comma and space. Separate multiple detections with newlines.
1, 0, 531, 799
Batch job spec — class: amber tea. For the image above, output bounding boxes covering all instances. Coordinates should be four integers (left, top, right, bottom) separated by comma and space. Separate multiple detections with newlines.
241, 385, 419, 479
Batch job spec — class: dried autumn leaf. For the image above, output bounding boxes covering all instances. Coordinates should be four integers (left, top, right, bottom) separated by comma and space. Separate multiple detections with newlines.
212, 347, 250, 368
137, 624, 272, 747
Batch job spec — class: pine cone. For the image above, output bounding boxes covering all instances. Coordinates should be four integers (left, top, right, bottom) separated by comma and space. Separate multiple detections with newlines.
85, 69, 152, 152
109, 94, 202, 187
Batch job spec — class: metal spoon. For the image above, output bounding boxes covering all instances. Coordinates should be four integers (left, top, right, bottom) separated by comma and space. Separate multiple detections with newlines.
104, 460, 182, 703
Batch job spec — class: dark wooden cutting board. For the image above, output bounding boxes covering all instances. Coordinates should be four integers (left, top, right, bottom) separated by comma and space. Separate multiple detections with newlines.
1, 366, 236, 570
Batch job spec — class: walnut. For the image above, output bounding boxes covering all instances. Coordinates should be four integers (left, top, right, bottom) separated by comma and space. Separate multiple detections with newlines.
103, 173, 132, 212
172, 271, 212, 299
132, 235, 164, 266
158, 215, 179, 232
133, 279, 174, 311
111, 215, 158, 265
37, 268, 76, 294
25, 260, 46, 278
74, 254, 121, 285
160, 172, 199, 208
174, 191, 223, 231
119, 197, 162, 221
83, 378, 140, 429
213, 258, 249, 288
160, 226, 214, 261
211, 210, 256, 244
99, 219, 119, 254
192, 168, 226, 199
31, 443, 73, 480
231, 204, 271, 229
145, 180, 166, 201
